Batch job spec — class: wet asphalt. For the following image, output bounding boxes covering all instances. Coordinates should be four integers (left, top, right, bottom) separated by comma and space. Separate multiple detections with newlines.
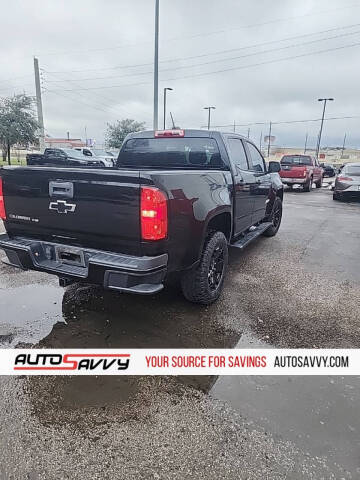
0, 181, 360, 479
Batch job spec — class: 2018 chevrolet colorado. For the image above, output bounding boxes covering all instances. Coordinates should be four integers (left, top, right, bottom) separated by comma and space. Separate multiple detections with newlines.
0, 129, 283, 304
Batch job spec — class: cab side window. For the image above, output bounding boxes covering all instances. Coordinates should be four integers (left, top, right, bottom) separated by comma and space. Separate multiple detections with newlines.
246, 142, 265, 173
228, 138, 249, 171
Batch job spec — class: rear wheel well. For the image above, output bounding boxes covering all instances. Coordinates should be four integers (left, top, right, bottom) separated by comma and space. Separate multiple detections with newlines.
207, 212, 231, 241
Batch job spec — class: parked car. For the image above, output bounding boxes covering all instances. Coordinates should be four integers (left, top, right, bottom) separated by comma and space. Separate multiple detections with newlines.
74, 147, 115, 168
0, 129, 283, 305
279, 155, 323, 191
320, 163, 336, 177
26, 148, 104, 167
333, 163, 360, 201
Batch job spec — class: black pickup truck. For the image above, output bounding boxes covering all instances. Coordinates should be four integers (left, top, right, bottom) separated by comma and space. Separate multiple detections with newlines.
0, 129, 283, 304
26, 148, 104, 168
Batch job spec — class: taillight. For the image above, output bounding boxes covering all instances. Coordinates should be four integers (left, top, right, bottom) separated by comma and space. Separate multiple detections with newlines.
0, 178, 6, 220
141, 187, 167, 240
338, 176, 353, 182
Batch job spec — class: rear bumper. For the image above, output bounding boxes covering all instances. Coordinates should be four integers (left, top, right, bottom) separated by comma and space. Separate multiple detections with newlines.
281, 177, 307, 184
335, 184, 360, 194
0, 234, 167, 295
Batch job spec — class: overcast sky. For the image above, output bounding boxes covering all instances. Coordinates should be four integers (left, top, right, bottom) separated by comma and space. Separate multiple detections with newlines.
1, 0, 360, 148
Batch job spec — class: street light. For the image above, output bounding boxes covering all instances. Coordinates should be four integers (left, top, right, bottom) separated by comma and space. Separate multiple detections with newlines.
163, 87, 173, 129
204, 106, 216, 130
316, 97, 334, 160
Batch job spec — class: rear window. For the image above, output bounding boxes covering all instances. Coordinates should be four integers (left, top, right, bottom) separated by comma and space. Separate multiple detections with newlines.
45, 148, 63, 156
343, 165, 360, 175
281, 155, 312, 166
117, 138, 226, 169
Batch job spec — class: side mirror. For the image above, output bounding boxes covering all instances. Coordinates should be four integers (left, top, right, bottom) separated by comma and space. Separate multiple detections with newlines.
268, 161, 280, 173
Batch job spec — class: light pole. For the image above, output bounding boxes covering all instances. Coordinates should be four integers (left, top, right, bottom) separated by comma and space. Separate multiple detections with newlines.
316, 97, 334, 160
153, 0, 160, 130
204, 106, 215, 130
163, 87, 173, 129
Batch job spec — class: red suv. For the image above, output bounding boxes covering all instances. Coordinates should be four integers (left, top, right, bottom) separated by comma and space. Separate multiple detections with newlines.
279, 155, 323, 191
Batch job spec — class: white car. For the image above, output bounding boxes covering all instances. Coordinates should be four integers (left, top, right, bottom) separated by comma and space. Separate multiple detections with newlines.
74, 147, 116, 168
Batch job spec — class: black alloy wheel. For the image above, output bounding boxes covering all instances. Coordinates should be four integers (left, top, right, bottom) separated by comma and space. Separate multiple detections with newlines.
208, 245, 225, 291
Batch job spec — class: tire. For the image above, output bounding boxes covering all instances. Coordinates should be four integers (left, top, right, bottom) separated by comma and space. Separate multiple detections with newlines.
181, 231, 228, 305
263, 197, 283, 237
333, 192, 341, 201
315, 176, 322, 188
303, 177, 312, 192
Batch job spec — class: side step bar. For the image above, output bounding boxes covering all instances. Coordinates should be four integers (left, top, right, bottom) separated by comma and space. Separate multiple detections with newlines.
230, 222, 272, 250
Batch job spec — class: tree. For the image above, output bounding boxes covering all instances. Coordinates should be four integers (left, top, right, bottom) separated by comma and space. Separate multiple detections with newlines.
105, 119, 145, 149
0, 94, 39, 164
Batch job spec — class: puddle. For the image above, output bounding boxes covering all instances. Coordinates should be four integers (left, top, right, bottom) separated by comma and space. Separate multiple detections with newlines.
19, 282, 243, 424
1, 280, 358, 476
0, 284, 63, 347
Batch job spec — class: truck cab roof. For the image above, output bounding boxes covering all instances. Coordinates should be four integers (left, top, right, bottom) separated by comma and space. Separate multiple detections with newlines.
127, 129, 249, 141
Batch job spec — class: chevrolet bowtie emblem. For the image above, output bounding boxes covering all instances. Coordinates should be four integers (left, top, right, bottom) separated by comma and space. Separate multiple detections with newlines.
49, 200, 76, 214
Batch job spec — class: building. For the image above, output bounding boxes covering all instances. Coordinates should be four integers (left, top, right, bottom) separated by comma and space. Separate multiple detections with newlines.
44, 137, 86, 149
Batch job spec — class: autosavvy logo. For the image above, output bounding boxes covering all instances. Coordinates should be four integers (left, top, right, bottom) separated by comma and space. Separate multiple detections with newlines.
14, 353, 130, 372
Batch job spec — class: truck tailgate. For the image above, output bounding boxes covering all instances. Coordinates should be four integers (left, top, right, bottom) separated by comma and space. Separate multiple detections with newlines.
1, 167, 141, 255
280, 165, 307, 178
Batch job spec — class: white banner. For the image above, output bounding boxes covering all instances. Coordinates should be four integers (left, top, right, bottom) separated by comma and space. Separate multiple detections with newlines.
0, 349, 356, 375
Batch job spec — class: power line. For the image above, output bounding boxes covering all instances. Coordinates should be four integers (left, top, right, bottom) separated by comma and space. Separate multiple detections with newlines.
42, 70, 125, 114
0, 83, 34, 94
50, 39, 360, 92
34, 3, 360, 58
0, 74, 33, 85
165, 3, 360, 40
43, 28, 360, 83
162, 39, 360, 84
44, 88, 117, 115
43, 21, 360, 75
208, 115, 360, 129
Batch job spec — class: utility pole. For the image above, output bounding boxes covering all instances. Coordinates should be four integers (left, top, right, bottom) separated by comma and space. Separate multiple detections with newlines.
233, 120, 236, 133
304, 132, 308, 153
204, 106, 216, 130
259, 131, 263, 151
33, 57, 45, 151
316, 97, 334, 160
163, 87, 173, 129
267, 121, 272, 158
84, 126, 87, 146
67, 131, 70, 140
153, 0, 160, 130
341, 133, 347, 158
